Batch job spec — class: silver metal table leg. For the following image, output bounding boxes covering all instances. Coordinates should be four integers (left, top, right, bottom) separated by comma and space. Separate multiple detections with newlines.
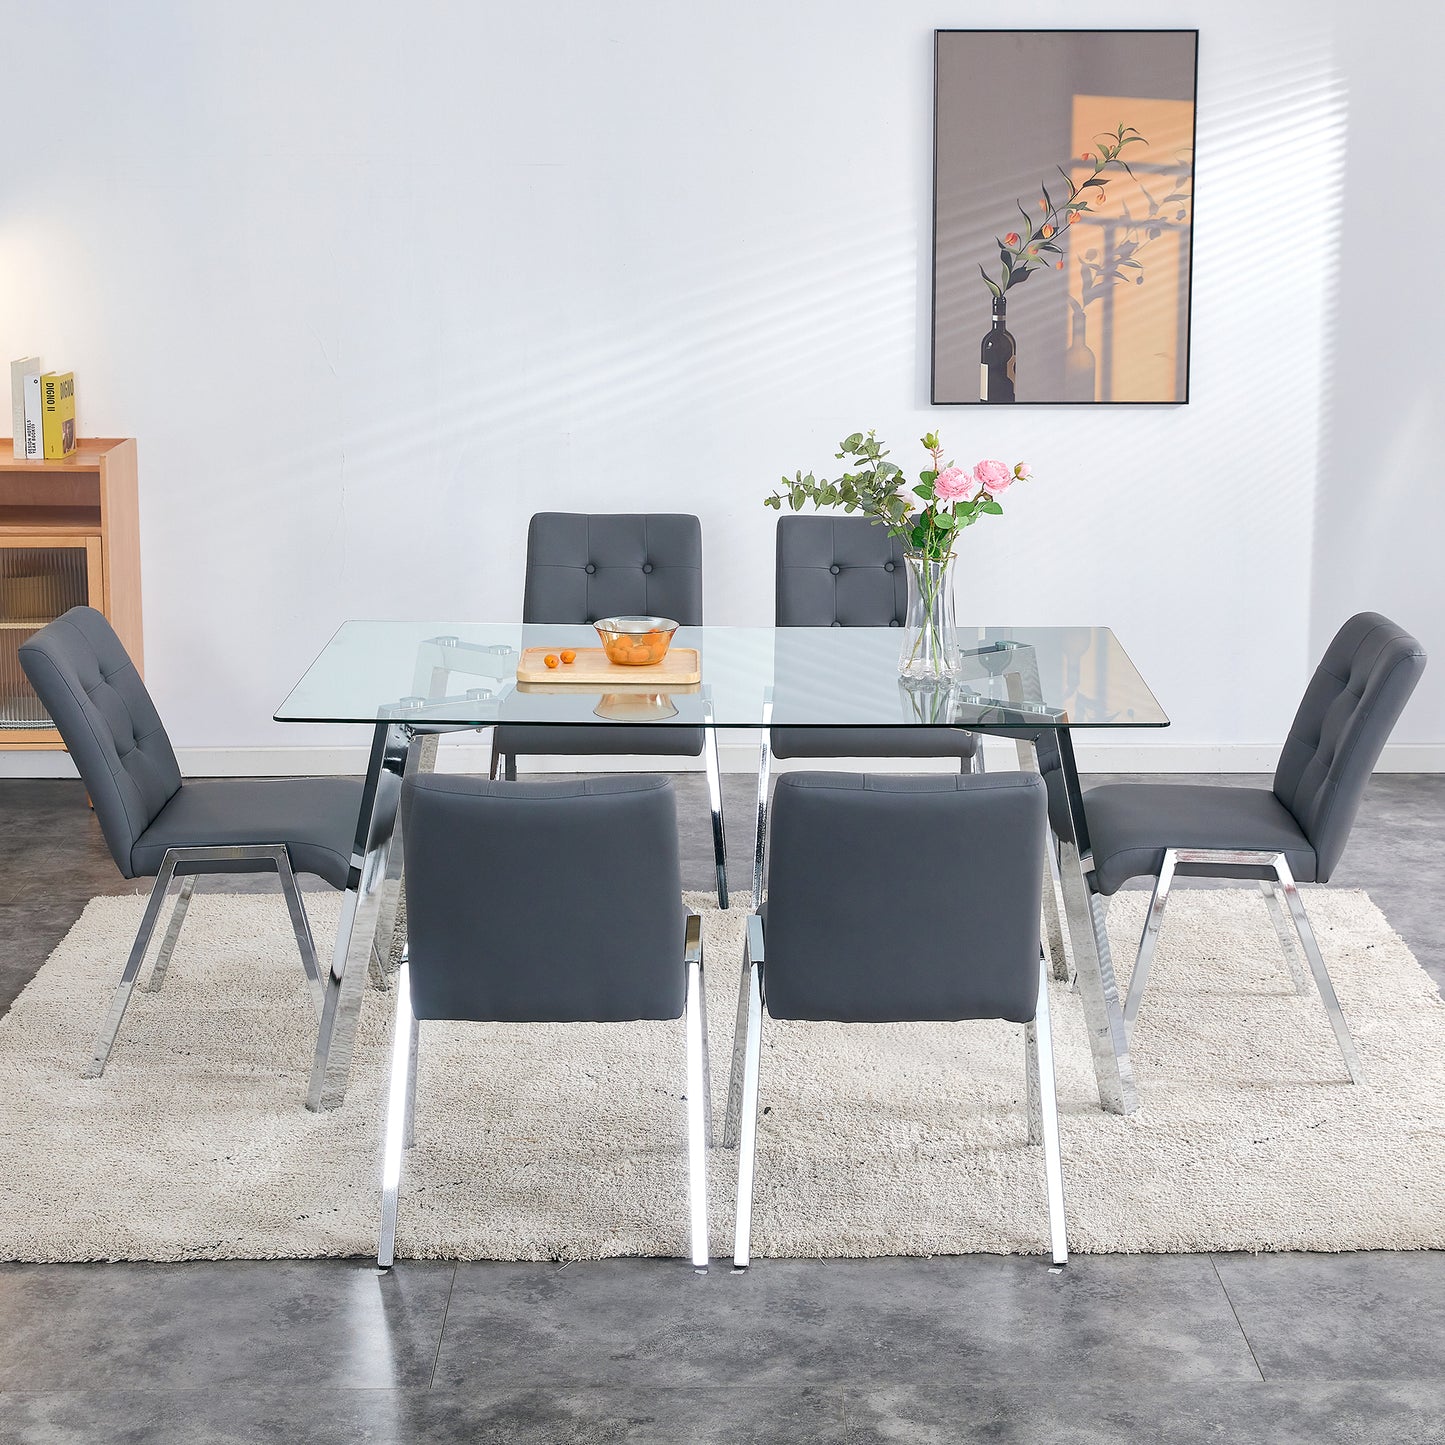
1012, 731, 1070, 983
751, 697, 774, 906
143, 872, 198, 994
308, 722, 412, 1112
1051, 731, 1138, 1115
369, 731, 437, 989
702, 708, 729, 910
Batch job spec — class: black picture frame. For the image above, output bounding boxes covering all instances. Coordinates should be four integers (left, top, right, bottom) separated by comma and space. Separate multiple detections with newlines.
931, 29, 1200, 406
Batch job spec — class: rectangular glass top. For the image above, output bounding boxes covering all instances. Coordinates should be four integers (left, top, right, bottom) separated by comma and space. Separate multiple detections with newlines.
275, 623, 1168, 732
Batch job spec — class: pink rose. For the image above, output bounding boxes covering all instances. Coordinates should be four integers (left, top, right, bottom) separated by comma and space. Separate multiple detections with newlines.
1013, 462, 1032, 481
932, 465, 973, 503
973, 458, 1013, 495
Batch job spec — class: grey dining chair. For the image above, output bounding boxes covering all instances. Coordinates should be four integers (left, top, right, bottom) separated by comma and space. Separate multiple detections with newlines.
1076, 612, 1427, 1084
750, 516, 982, 900
724, 770, 1067, 1268
491, 512, 730, 908
18, 607, 362, 1078
378, 772, 710, 1270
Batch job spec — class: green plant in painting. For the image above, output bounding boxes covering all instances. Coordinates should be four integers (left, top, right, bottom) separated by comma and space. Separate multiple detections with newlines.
981, 125, 1149, 298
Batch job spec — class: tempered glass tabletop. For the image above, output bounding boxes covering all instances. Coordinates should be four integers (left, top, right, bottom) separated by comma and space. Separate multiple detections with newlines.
275, 623, 1168, 732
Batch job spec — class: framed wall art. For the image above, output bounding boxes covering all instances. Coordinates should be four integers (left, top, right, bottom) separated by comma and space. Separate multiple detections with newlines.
932, 29, 1198, 405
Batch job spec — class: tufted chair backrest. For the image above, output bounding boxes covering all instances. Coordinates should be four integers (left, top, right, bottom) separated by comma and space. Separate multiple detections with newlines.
1273, 612, 1426, 882
18, 607, 182, 877
522, 513, 703, 626
775, 515, 908, 627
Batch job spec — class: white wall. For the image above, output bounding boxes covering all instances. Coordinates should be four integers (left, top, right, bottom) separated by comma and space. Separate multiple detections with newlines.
0, 0, 1437, 775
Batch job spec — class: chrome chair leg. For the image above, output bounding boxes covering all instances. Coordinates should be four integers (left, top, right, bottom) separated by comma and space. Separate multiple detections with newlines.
275, 848, 324, 1001
1275, 860, 1365, 1084
732, 919, 765, 1269
403, 1017, 420, 1152
684, 915, 712, 1151
378, 960, 416, 1269
702, 721, 729, 910
1028, 956, 1068, 1265
143, 872, 198, 993
722, 914, 759, 1148
1259, 879, 1311, 995
684, 923, 710, 1271
85, 855, 179, 1078
1123, 850, 1177, 1032
1025, 965, 1044, 1147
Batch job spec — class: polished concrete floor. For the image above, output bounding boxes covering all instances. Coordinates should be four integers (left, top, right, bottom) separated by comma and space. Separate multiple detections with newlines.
0, 771, 1443, 1443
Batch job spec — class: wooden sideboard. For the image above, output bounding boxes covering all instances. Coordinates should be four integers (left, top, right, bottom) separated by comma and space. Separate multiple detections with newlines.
0, 438, 142, 750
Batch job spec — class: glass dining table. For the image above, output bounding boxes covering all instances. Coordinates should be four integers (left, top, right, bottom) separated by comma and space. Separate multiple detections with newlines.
276, 622, 1169, 1115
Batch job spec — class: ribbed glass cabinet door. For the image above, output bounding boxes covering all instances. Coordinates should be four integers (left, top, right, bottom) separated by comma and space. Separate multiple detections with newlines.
0, 538, 100, 730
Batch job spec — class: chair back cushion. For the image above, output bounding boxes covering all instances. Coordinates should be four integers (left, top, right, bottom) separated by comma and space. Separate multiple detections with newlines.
762, 771, 1046, 1023
775, 515, 907, 627
401, 773, 687, 1023
523, 513, 703, 625
18, 607, 181, 877
1273, 612, 1427, 881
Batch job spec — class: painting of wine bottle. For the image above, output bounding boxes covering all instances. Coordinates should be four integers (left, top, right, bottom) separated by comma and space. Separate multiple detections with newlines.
932, 30, 1198, 406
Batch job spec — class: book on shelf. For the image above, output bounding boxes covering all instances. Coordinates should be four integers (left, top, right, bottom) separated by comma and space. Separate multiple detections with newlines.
41, 371, 76, 459
23, 372, 44, 461
9, 356, 41, 459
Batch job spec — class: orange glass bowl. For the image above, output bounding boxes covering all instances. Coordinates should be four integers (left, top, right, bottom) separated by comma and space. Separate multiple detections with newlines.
593, 615, 679, 667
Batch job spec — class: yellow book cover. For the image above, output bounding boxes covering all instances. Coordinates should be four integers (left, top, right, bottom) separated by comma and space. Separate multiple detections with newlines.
41, 371, 76, 458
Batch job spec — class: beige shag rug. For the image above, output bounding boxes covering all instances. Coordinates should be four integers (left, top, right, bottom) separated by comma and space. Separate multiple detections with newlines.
0, 887, 1442, 1262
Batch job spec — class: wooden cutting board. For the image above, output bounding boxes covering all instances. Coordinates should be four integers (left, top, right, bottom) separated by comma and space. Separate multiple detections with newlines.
515, 646, 701, 686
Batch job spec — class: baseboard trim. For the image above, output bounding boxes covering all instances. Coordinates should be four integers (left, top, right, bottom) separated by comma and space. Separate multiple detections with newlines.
3, 739, 1442, 780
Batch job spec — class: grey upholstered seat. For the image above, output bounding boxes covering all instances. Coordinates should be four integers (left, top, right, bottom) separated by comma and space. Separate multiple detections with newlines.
725, 770, 1067, 1267
378, 772, 710, 1269
18, 606, 362, 1080
1082, 612, 1427, 1085
1084, 784, 1316, 897
131, 778, 358, 887
492, 512, 730, 906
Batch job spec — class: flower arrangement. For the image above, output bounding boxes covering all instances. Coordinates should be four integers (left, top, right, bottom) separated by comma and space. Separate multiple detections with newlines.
765, 430, 1030, 563
981, 125, 1148, 300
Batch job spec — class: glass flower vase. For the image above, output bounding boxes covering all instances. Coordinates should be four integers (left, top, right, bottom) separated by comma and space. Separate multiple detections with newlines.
898, 552, 961, 683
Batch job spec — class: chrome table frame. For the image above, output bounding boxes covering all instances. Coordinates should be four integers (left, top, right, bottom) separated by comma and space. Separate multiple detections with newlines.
301, 632, 1152, 1116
